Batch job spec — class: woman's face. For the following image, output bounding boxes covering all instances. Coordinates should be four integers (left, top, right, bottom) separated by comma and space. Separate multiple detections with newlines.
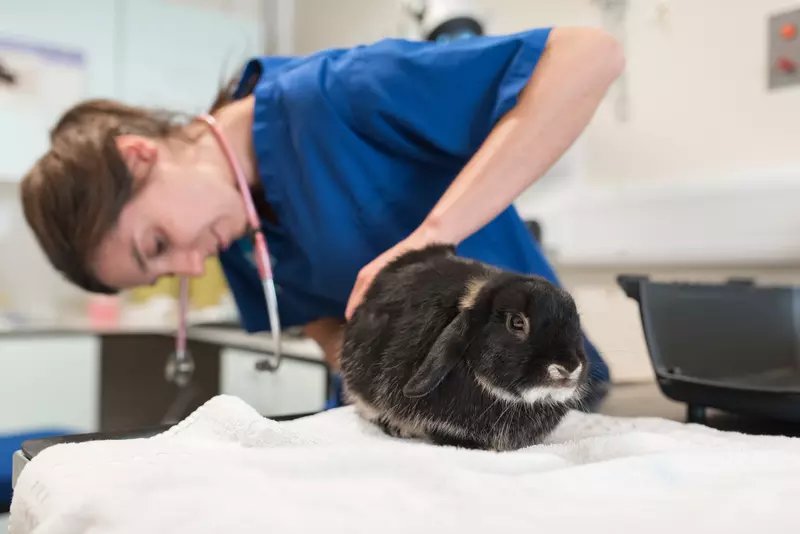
91, 135, 248, 290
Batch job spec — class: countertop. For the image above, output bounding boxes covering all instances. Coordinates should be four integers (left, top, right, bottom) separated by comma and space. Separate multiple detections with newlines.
0, 318, 325, 362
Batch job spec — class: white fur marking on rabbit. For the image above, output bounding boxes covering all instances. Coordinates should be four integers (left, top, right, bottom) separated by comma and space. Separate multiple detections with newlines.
425, 418, 471, 441
521, 386, 578, 404
350, 395, 380, 422
475, 373, 518, 403
348, 386, 471, 444
388, 414, 471, 443
459, 277, 488, 311
387, 418, 422, 439
477, 373, 579, 406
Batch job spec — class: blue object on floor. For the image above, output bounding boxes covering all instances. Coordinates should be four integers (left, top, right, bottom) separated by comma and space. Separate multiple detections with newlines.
0, 429, 74, 511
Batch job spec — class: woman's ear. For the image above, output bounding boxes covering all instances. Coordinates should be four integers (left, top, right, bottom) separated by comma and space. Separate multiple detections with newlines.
403, 311, 468, 399
115, 135, 158, 183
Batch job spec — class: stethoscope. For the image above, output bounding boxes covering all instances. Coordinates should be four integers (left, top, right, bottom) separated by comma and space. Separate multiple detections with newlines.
164, 113, 282, 390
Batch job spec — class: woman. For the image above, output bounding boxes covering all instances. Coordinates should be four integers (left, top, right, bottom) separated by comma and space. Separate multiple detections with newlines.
21, 26, 623, 407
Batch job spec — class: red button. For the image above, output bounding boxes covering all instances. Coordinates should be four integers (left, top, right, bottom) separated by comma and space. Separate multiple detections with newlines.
781, 23, 798, 40
777, 56, 796, 73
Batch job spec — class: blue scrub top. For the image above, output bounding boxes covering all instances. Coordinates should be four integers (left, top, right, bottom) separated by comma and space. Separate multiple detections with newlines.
217, 27, 610, 382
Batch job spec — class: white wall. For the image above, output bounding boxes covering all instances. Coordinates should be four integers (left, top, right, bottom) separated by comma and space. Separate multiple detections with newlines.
485, 0, 800, 187
293, 0, 405, 54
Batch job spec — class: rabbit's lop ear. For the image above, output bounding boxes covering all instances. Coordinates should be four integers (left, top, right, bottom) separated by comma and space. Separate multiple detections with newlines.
403, 311, 467, 398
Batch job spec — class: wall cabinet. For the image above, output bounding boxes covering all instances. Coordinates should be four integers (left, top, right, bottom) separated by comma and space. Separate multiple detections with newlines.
0, 336, 100, 435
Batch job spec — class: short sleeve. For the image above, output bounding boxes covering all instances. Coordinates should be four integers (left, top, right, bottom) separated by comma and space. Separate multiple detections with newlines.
334, 27, 553, 160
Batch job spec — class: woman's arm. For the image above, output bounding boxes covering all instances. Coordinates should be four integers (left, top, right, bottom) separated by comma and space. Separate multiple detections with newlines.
303, 317, 346, 370
418, 27, 624, 246
345, 27, 624, 318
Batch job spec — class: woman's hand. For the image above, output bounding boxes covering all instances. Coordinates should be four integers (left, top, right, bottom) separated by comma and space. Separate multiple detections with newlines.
345, 226, 443, 320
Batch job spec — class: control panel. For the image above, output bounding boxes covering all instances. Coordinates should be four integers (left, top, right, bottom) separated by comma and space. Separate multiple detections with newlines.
769, 8, 800, 89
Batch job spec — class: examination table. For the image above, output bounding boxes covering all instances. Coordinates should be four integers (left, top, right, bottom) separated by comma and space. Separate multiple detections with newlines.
10, 411, 317, 492
7, 383, 800, 534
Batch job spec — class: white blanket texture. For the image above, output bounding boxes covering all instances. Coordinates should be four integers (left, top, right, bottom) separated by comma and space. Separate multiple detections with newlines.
9, 394, 800, 534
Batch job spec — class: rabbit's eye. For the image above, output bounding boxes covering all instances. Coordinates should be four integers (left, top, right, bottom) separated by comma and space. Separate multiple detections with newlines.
505, 312, 530, 339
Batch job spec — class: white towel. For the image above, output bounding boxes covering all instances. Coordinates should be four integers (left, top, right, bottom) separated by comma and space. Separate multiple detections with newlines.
9, 394, 800, 534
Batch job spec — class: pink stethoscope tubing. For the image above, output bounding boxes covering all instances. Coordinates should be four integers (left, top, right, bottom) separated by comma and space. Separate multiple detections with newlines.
168, 114, 282, 385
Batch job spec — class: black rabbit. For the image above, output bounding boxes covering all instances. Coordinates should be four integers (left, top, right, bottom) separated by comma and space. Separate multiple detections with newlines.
340, 244, 589, 452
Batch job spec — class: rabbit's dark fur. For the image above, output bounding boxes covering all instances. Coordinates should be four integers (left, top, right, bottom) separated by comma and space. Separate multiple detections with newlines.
340, 244, 589, 452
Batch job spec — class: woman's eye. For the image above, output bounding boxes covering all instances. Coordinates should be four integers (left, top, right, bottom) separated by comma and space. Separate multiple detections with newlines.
152, 236, 168, 257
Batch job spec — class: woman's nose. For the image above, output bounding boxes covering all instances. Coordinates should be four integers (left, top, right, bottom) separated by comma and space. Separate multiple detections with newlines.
170, 250, 206, 277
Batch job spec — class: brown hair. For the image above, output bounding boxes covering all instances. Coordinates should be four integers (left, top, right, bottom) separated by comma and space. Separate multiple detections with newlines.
20, 82, 237, 294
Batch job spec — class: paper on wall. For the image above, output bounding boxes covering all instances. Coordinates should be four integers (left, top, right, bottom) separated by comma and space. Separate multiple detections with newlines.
0, 37, 86, 117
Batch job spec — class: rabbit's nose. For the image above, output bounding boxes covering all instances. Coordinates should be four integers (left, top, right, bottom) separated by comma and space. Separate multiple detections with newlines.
548, 363, 582, 382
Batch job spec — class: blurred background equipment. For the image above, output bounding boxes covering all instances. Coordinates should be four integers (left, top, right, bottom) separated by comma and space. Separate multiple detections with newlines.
769, 6, 800, 89
401, 0, 485, 41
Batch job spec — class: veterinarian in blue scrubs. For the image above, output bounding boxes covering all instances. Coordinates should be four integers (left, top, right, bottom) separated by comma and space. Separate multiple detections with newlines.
21, 27, 624, 409
219, 27, 623, 407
